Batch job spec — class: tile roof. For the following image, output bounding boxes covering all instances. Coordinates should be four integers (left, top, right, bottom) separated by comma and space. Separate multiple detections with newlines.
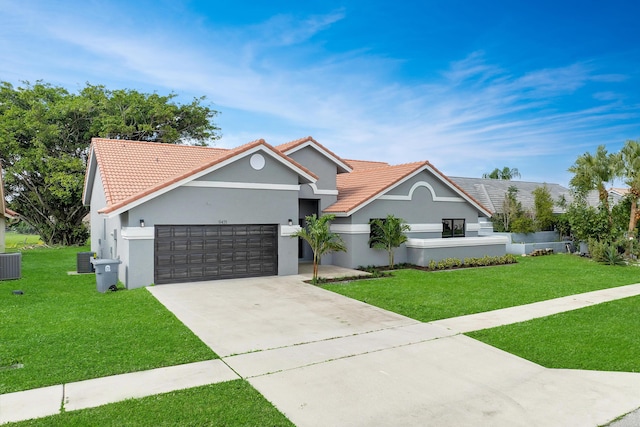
89, 138, 317, 215
325, 161, 490, 216
90, 138, 229, 211
86, 136, 492, 219
344, 159, 390, 171
450, 177, 572, 214
324, 161, 427, 214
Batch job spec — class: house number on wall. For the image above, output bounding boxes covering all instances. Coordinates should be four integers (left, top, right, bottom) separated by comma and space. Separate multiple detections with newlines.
218, 220, 228, 224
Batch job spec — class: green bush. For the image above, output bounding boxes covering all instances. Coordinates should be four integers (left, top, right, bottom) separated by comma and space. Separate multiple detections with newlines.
587, 238, 609, 263
588, 238, 627, 266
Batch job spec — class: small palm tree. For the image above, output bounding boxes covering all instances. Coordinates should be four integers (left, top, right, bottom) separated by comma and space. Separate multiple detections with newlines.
369, 214, 411, 268
482, 167, 521, 180
568, 145, 617, 228
291, 214, 346, 284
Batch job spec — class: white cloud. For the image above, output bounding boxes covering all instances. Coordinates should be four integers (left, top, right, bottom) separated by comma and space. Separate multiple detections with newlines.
1, 2, 638, 185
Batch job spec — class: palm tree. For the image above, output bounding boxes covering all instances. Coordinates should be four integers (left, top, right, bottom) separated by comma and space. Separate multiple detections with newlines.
568, 145, 617, 227
291, 214, 346, 284
369, 215, 411, 268
616, 140, 640, 235
482, 167, 521, 180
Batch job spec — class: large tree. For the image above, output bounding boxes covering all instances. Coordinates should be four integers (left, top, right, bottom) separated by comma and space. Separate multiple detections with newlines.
0, 81, 220, 245
568, 145, 617, 228
616, 140, 640, 236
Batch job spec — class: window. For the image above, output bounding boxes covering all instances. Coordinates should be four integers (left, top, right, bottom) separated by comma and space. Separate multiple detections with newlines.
442, 219, 465, 238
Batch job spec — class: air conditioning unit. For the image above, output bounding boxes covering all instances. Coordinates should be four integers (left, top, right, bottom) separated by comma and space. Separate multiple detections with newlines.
0, 253, 22, 280
77, 252, 96, 274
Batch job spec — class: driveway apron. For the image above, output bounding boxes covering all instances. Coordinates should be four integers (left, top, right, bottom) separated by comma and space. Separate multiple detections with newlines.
149, 276, 640, 427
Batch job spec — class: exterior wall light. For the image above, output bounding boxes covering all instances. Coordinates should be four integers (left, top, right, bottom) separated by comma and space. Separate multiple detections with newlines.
140, 219, 145, 228
288, 219, 293, 226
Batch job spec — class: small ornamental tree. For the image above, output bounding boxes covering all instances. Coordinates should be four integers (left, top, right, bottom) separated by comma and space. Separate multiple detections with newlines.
291, 214, 346, 284
532, 185, 555, 231
369, 214, 411, 268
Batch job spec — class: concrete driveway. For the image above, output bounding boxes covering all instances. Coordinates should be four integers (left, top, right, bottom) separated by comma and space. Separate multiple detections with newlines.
149, 273, 640, 427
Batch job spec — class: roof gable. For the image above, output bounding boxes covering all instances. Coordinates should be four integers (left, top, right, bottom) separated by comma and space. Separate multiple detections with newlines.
324, 161, 491, 217
85, 138, 317, 216
276, 136, 353, 174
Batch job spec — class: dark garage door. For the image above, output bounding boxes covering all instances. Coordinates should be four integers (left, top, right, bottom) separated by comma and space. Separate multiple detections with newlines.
154, 224, 278, 285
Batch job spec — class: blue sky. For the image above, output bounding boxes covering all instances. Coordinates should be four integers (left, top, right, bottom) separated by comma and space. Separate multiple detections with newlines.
1, 1, 638, 186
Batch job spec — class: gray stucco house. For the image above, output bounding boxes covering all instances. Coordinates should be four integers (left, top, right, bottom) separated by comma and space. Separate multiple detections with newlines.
83, 136, 506, 289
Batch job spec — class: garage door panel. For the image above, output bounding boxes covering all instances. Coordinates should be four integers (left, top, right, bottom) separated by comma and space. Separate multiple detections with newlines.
155, 224, 278, 284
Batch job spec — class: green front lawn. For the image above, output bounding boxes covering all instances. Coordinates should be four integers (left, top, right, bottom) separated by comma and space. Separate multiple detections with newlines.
323, 255, 640, 322
4, 232, 43, 250
468, 295, 640, 372
4, 380, 294, 427
0, 247, 216, 394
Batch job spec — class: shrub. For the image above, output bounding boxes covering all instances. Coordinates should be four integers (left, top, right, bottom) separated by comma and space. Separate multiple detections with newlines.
587, 238, 610, 263
602, 246, 626, 266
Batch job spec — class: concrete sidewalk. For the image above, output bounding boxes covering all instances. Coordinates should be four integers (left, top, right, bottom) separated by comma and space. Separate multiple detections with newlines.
2, 279, 640, 425
0, 360, 238, 425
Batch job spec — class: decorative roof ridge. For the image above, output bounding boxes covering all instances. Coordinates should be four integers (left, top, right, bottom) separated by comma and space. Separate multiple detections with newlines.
90, 137, 229, 152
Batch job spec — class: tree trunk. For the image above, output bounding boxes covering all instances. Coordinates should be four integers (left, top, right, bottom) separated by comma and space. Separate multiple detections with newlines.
629, 197, 638, 235
312, 253, 319, 285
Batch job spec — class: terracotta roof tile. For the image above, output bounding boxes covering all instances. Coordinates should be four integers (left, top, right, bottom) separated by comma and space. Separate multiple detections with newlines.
91, 138, 228, 210
343, 159, 390, 171
324, 161, 430, 214
325, 160, 491, 216
91, 138, 317, 215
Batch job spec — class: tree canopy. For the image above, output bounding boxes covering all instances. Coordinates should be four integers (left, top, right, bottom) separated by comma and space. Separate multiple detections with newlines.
482, 167, 521, 180
0, 81, 221, 245
568, 145, 616, 227
369, 215, 411, 268
291, 214, 346, 284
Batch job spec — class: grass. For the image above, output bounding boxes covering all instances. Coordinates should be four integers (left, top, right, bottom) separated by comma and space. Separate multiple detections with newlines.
467, 295, 640, 373
3, 380, 294, 427
0, 246, 216, 394
322, 254, 640, 322
5, 232, 43, 249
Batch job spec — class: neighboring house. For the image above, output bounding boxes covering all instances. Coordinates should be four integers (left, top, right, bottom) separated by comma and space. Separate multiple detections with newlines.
450, 177, 572, 215
450, 177, 627, 218
83, 136, 506, 289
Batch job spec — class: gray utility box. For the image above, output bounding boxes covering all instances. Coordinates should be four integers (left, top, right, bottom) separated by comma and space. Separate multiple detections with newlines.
0, 253, 21, 280
77, 252, 96, 273
90, 258, 122, 293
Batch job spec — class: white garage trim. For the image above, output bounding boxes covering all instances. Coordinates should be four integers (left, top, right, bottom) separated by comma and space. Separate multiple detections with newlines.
122, 226, 155, 240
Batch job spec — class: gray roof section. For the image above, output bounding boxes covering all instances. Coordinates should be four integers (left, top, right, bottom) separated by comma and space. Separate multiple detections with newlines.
450, 177, 572, 214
